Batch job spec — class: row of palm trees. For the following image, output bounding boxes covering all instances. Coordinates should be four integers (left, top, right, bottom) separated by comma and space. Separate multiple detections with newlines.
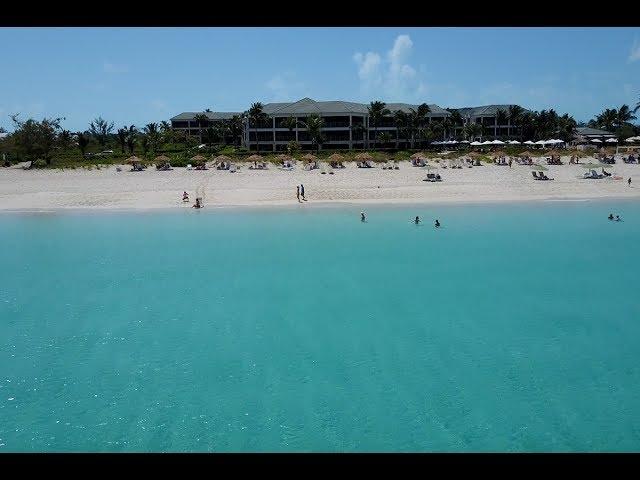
587, 105, 637, 133
240, 101, 581, 152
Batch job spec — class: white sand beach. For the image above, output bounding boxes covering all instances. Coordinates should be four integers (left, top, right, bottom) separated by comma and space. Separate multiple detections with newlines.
0, 158, 638, 210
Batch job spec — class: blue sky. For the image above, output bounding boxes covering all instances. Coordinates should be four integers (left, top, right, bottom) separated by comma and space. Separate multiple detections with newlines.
1, 27, 639, 131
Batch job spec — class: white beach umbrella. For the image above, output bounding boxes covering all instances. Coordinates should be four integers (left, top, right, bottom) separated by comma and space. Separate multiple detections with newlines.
481, 141, 493, 145
534, 140, 546, 146
470, 141, 482, 146
459, 140, 470, 143
605, 138, 618, 143
432, 141, 442, 145
524, 140, 535, 145
624, 136, 640, 143
509, 140, 521, 145
491, 140, 505, 145
591, 139, 602, 143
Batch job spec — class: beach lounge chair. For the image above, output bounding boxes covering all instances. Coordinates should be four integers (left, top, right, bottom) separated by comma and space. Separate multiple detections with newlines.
541, 172, 554, 180
229, 164, 237, 173
532, 171, 541, 180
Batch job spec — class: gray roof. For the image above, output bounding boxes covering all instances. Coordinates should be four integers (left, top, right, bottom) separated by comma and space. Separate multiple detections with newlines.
453, 105, 529, 117
265, 97, 450, 116
171, 111, 241, 121
171, 98, 451, 121
576, 127, 615, 136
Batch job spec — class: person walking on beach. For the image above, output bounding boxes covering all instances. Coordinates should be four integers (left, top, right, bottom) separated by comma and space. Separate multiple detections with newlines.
508, 158, 512, 168
296, 185, 301, 203
300, 184, 306, 201
628, 177, 632, 187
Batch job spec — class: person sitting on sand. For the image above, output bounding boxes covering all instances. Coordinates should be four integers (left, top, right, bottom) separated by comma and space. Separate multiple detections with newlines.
183, 191, 189, 202
414, 216, 420, 225
435, 219, 440, 228
192, 197, 203, 209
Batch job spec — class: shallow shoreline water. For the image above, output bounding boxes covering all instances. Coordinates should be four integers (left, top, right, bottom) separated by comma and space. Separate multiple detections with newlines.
2, 201, 639, 452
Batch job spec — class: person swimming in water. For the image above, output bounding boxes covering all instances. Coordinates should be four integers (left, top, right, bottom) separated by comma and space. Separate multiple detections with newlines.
361, 212, 366, 222
616, 215, 621, 221
435, 219, 440, 228
414, 216, 420, 225
608, 213, 614, 220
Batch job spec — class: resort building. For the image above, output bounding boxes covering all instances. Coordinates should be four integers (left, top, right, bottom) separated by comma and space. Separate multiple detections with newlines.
170, 111, 241, 138
172, 98, 452, 151
451, 105, 529, 139
170, 98, 532, 151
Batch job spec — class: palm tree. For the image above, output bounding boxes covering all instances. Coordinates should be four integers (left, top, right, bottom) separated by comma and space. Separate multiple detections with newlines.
448, 110, 463, 139
378, 132, 392, 149
159, 121, 173, 145
283, 116, 298, 144
140, 135, 149, 157
367, 101, 390, 150
442, 117, 453, 141
116, 128, 127, 153
302, 114, 324, 153
77, 133, 89, 157
393, 110, 408, 149
58, 129, 72, 151
144, 123, 160, 152
89, 117, 114, 148
467, 122, 483, 141
410, 104, 431, 148
431, 121, 444, 143
495, 108, 508, 138
225, 115, 244, 147
125, 125, 137, 154
558, 113, 577, 143
507, 105, 524, 139
616, 105, 637, 128
350, 123, 366, 148
193, 114, 209, 144
634, 96, 640, 114
248, 102, 269, 152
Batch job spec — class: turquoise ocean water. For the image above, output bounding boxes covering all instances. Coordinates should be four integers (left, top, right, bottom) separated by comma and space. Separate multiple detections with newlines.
1, 201, 640, 452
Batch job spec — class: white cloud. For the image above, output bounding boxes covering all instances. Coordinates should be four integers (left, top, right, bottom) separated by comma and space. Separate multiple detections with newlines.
103, 61, 128, 74
629, 38, 640, 63
353, 35, 426, 101
265, 72, 306, 101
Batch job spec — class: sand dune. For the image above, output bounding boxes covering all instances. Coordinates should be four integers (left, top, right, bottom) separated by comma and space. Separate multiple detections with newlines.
0, 157, 638, 210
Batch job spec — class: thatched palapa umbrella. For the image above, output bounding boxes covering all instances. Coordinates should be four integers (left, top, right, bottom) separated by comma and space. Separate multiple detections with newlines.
213, 155, 232, 163
518, 151, 536, 158
154, 155, 171, 163
327, 153, 345, 162
301, 153, 317, 162
354, 152, 373, 161
247, 154, 263, 162
126, 156, 143, 164
190, 154, 207, 165
410, 152, 428, 160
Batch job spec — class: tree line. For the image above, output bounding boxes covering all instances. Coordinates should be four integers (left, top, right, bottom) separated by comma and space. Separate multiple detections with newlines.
2, 96, 638, 167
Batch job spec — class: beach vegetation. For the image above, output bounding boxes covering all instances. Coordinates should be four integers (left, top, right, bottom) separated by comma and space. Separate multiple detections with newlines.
89, 117, 114, 148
